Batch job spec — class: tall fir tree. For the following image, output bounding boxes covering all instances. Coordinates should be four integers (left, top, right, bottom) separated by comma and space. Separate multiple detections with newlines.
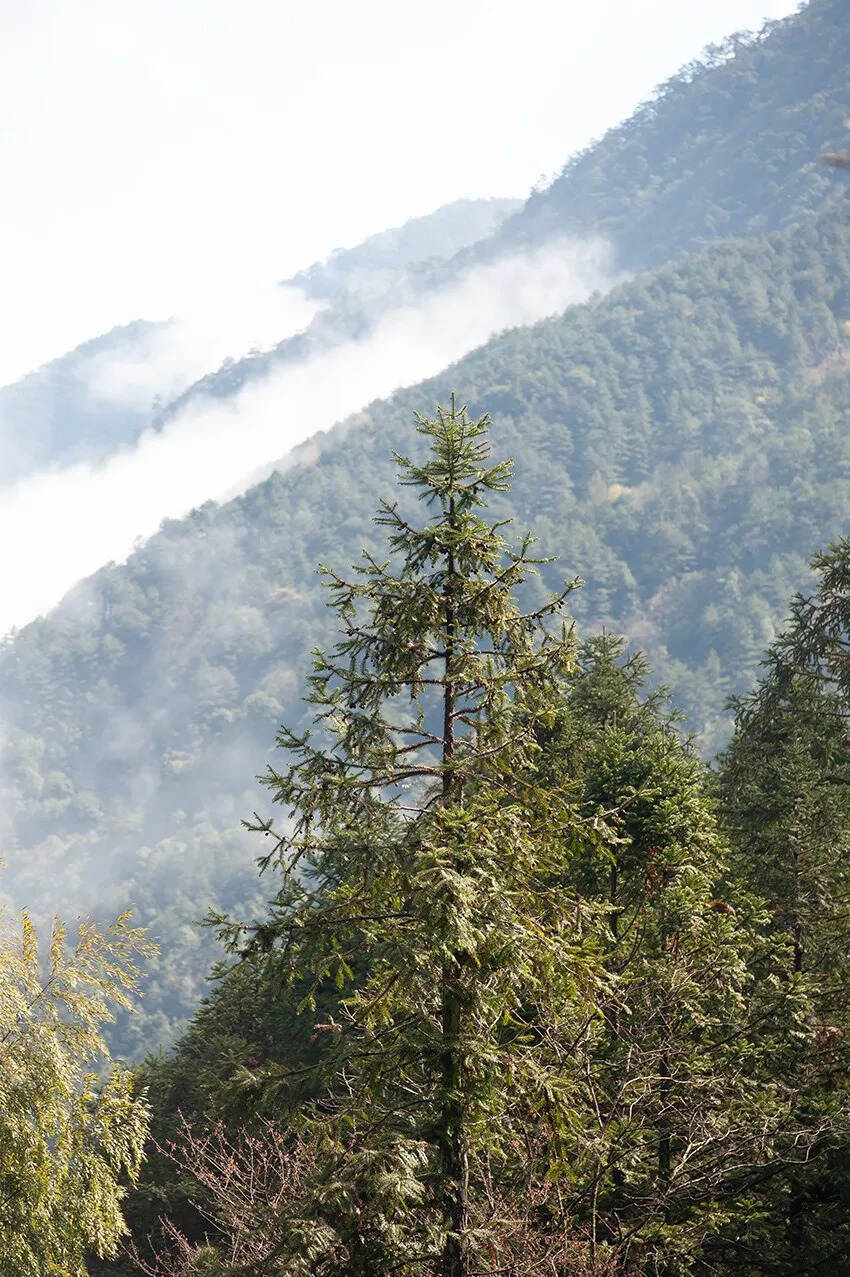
120, 415, 842, 1277
213, 398, 610, 1275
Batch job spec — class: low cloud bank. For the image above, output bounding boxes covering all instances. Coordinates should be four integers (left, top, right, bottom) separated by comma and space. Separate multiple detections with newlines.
0, 281, 319, 492
0, 236, 619, 637
80, 283, 319, 414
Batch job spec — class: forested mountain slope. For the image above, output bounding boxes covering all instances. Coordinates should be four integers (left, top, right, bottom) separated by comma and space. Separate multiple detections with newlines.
5, 0, 839, 502
151, 0, 850, 423
2, 211, 848, 1054
154, 198, 528, 424
0, 321, 160, 485
287, 196, 520, 303
483, 0, 849, 269
9, 0, 840, 489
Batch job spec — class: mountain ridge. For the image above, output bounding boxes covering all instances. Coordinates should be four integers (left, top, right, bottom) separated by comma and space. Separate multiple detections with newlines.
478, 0, 849, 268
144, 0, 850, 428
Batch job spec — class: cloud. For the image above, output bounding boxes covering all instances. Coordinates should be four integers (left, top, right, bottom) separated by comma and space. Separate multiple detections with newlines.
0, 236, 619, 637
80, 283, 319, 413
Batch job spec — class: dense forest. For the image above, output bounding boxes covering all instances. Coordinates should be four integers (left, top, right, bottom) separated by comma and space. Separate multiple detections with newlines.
486, 0, 849, 266
4, 0, 850, 1269
137, 0, 850, 428
87, 402, 850, 1275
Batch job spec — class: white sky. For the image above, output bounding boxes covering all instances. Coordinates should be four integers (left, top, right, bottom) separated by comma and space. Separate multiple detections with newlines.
0, 0, 800, 387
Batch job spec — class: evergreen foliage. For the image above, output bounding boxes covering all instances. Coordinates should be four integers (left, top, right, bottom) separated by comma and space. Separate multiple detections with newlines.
104, 414, 835, 1277
3, 2, 850, 1268
719, 541, 850, 1270
208, 399, 606, 1274
502, 638, 828, 1272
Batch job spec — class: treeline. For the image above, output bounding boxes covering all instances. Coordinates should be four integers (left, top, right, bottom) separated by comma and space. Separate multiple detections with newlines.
487, 0, 849, 269
70, 403, 850, 1275
150, 0, 850, 451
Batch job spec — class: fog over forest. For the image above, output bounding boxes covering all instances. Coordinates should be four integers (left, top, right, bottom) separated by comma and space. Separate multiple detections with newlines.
0, 231, 615, 634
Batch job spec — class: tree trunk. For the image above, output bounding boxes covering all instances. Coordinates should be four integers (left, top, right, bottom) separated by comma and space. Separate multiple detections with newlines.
440, 959, 469, 1277
438, 483, 470, 1277
787, 834, 805, 1262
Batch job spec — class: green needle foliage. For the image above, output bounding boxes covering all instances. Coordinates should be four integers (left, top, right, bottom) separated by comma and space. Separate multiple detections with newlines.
113, 425, 844, 1277
0, 908, 154, 1275
720, 542, 850, 1270
527, 637, 814, 1273
723, 539, 850, 1009
122, 415, 842, 1277
213, 399, 610, 1275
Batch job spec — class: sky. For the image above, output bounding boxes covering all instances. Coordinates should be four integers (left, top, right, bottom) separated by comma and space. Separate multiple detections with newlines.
0, 0, 801, 387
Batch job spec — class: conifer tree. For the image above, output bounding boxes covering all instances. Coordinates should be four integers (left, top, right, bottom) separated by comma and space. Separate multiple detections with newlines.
720, 542, 850, 1270
722, 540, 850, 1019
214, 398, 608, 1275
535, 637, 815, 1273
147, 628, 822, 1277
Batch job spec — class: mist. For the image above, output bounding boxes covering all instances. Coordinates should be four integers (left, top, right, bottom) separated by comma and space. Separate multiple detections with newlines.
79, 282, 319, 414
0, 236, 619, 637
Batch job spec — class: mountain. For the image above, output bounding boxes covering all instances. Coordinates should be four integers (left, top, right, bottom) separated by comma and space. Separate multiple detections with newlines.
142, 0, 850, 437
6, 0, 841, 495
153, 198, 526, 429
1, 0, 848, 1057
287, 197, 521, 303
478, 0, 849, 269
13, 0, 836, 508
0, 321, 160, 486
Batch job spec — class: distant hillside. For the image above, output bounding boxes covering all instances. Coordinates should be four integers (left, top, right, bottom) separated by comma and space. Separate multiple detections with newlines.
2, 212, 848, 1055
0, 198, 519, 485
0, 321, 159, 485
7, 0, 843, 490
152, 0, 850, 422
472, 0, 849, 269
288, 197, 521, 302
157, 198, 525, 421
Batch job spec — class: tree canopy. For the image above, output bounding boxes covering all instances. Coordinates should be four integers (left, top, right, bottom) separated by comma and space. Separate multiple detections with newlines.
98, 406, 847, 1277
